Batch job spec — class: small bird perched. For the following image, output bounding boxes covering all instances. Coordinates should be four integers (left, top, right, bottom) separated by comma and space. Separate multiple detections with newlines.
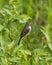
18, 22, 31, 45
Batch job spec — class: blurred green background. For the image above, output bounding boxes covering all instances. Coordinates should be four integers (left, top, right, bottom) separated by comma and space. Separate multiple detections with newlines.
0, 0, 52, 65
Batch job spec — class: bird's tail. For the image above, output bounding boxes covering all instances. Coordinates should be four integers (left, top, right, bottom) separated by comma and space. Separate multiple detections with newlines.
18, 37, 22, 45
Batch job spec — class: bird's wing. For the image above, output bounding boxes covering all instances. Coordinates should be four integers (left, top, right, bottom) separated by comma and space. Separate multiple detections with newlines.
20, 27, 29, 38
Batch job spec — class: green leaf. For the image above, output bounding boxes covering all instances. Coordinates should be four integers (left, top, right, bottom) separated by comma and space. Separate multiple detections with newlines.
18, 14, 31, 23
3, 8, 12, 16
7, 41, 14, 50
19, 49, 31, 56
0, 24, 4, 31
48, 43, 52, 51
24, 50, 31, 55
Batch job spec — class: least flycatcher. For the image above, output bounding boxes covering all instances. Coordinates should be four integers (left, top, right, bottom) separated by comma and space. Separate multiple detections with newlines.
18, 22, 31, 45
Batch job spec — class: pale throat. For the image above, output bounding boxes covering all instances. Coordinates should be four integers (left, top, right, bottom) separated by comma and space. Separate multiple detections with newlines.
28, 25, 31, 34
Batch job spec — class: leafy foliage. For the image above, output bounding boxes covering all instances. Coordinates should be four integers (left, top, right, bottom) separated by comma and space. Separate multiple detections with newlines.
0, 0, 52, 65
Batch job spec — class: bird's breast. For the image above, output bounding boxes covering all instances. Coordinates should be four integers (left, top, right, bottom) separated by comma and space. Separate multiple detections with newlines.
28, 26, 31, 32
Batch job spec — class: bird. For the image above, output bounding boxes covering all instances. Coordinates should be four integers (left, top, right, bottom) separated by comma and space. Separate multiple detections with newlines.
18, 22, 31, 45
